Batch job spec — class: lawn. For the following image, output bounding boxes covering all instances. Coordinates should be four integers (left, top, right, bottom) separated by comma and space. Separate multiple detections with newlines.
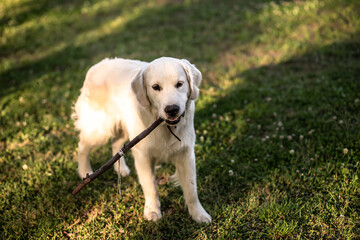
1, 0, 360, 239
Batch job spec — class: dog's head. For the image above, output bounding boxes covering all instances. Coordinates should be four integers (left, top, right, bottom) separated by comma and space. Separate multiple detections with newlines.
131, 57, 201, 125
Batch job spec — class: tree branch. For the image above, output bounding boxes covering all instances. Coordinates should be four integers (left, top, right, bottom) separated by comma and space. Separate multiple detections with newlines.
72, 118, 164, 195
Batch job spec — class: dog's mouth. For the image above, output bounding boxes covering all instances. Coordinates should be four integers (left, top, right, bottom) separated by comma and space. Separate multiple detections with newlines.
165, 116, 181, 125
165, 112, 185, 125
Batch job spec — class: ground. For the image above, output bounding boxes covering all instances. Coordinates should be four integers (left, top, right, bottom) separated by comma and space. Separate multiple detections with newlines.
1, 0, 360, 239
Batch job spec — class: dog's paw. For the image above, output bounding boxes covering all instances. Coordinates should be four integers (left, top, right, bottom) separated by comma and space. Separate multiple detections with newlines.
114, 157, 130, 177
120, 164, 130, 177
115, 164, 130, 177
144, 201, 162, 222
192, 211, 212, 224
169, 172, 180, 187
78, 168, 93, 180
189, 205, 212, 224
144, 211, 162, 222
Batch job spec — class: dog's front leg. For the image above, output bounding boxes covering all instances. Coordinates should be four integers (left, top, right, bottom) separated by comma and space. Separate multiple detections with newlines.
174, 148, 212, 223
132, 148, 162, 221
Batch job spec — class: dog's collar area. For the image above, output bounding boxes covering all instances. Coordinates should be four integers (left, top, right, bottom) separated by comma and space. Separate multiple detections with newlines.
165, 111, 185, 142
167, 125, 181, 142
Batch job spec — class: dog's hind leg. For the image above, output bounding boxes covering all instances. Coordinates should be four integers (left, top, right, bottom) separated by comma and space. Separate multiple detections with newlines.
77, 129, 109, 179
112, 133, 130, 177
77, 139, 95, 179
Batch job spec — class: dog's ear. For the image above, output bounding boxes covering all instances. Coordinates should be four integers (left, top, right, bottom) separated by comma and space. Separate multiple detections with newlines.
179, 59, 202, 101
131, 70, 150, 107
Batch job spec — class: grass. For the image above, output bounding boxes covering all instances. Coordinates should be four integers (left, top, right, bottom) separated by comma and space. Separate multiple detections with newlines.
1, 0, 360, 238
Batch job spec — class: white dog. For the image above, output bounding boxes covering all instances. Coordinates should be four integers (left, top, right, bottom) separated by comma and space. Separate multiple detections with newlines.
73, 57, 211, 223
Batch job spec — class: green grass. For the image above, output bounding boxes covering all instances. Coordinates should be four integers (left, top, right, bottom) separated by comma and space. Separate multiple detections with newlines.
1, 0, 360, 239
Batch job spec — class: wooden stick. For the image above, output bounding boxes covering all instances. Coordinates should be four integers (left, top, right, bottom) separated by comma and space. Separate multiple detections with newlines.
72, 118, 164, 195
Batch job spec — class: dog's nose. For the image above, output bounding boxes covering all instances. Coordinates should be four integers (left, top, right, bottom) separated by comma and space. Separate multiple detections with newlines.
164, 105, 180, 117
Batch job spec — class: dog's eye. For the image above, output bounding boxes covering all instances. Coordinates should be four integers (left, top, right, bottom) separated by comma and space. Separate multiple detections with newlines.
175, 81, 184, 88
152, 84, 161, 91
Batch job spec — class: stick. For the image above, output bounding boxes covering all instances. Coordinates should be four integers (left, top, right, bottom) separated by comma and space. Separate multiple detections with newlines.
72, 118, 164, 195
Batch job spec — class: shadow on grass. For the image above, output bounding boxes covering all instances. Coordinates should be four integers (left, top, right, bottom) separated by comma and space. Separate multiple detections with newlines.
193, 39, 360, 203
1, 0, 269, 98
0, 0, 142, 57
0, 0, 94, 26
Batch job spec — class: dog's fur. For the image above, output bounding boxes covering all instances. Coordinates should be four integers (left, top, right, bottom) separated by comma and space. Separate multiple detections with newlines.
73, 57, 211, 223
